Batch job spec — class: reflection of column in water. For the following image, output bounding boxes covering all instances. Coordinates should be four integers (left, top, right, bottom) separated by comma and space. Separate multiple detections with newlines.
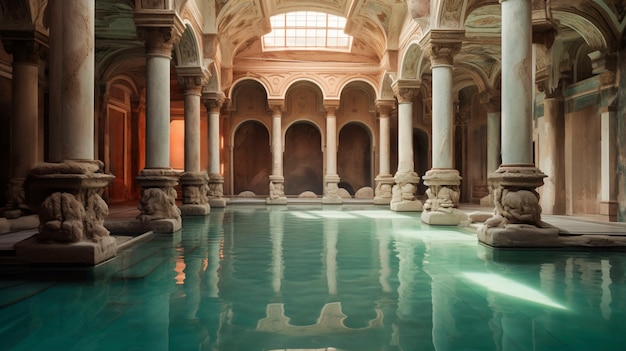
197, 209, 225, 351
376, 218, 399, 348
324, 217, 338, 296
270, 208, 285, 296
169, 216, 212, 349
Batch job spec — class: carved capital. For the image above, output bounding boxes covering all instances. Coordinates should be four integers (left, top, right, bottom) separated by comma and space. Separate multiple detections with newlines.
479, 91, 501, 112
178, 75, 208, 94
3, 39, 44, 64
137, 26, 182, 56
428, 42, 461, 66
203, 92, 225, 113
324, 100, 340, 116
391, 79, 420, 103
375, 99, 395, 117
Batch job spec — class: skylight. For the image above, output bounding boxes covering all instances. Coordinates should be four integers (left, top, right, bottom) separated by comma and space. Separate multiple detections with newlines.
263, 11, 352, 50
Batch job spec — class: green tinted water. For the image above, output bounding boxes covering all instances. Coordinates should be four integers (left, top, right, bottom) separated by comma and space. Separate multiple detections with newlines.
1, 204, 626, 350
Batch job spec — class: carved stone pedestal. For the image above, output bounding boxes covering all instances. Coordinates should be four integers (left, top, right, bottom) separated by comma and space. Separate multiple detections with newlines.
266, 175, 287, 205
390, 172, 422, 212
374, 174, 394, 205
16, 160, 116, 265
179, 171, 210, 216
478, 165, 560, 247
208, 173, 227, 208
421, 169, 467, 225
136, 169, 182, 233
322, 174, 343, 204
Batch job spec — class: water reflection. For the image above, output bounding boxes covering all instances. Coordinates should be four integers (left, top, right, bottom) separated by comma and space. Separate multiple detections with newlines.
2, 206, 626, 351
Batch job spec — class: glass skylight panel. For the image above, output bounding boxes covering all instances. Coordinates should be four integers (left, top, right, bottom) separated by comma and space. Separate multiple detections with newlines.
263, 11, 352, 50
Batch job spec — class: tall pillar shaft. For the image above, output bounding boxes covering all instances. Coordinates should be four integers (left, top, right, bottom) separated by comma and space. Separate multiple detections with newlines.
322, 102, 342, 204
9, 42, 41, 178
600, 106, 617, 220
487, 110, 501, 174
203, 93, 227, 207
539, 90, 565, 215
146, 54, 172, 168
48, 0, 95, 161
374, 100, 395, 205
421, 32, 466, 225
501, 0, 533, 165
271, 107, 283, 176
431, 64, 454, 169
390, 81, 422, 211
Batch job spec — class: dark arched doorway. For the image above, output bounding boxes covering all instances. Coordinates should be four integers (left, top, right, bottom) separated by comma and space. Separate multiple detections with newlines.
233, 121, 271, 195
414, 128, 429, 196
284, 122, 323, 195
338, 123, 371, 195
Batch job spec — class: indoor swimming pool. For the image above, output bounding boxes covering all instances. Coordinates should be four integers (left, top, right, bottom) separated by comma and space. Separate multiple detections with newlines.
1, 204, 626, 350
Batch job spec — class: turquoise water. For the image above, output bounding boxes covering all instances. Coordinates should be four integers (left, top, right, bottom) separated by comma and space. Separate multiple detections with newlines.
1, 204, 626, 350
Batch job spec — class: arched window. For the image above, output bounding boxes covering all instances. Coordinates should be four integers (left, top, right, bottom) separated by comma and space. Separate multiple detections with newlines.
263, 11, 352, 50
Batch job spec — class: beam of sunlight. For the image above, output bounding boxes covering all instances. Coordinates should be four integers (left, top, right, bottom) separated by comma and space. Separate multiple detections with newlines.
350, 210, 413, 219
290, 211, 319, 219
462, 272, 567, 310
308, 211, 357, 219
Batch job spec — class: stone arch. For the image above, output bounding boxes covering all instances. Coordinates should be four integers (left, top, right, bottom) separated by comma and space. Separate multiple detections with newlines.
433, 0, 469, 28
379, 72, 395, 100
229, 79, 271, 114
174, 23, 202, 67
553, 11, 609, 51
399, 42, 429, 80
454, 63, 489, 94
232, 120, 271, 196
284, 121, 324, 196
229, 77, 271, 102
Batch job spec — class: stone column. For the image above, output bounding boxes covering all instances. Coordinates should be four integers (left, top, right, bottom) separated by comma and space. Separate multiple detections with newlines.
390, 80, 422, 212
16, 0, 116, 265
135, 13, 184, 233
374, 100, 395, 205
480, 93, 501, 207
478, 0, 559, 247
421, 31, 467, 225
267, 101, 287, 204
0, 37, 44, 218
538, 84, 565, 215
177, 70, 210, 215
203, 93, 227, 207
323, 102, 342, 204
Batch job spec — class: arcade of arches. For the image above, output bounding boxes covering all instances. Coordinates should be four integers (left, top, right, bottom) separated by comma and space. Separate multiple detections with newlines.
0, 0, 625, 262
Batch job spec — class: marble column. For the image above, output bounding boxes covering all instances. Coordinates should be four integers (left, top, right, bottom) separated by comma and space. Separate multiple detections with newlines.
203, 93, 227, 207
267, 101, 287, 204
421, 32, 467, 225
480, 93, 501, 207
0, 38, 43, 218
390, 80, 422, 212
323, 102, 342, 204
15, 0, 116, 265
478, 0, 559, 247
374, 100, 395, 205
178, 70, 210, 215
135, 16, 184, 233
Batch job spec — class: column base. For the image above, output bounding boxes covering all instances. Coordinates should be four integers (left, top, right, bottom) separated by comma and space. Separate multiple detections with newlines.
180, 203, 211, 216
477, 224, 561, 248
267, 175, 287, 205
421, 208, 468, 225
208, 173, 226, 207
15, 234, 117, 265
323, 174, 343, 203
136, 168, 182, 228
390, 172, 421, 212
374, 174, 394, 205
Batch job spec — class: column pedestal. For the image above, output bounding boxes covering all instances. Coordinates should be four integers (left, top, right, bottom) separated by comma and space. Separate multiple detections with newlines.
17, 160, 116, 265
390, 172, 422, 211
267, 175, 287, 205
208, 173, 227, 208
322, 174, 343, 204
421, 169, 467, 225
374, 174, 394, 205
478, 165, 560, 247
179, 171, 210, 216
136, 169, 182, 233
